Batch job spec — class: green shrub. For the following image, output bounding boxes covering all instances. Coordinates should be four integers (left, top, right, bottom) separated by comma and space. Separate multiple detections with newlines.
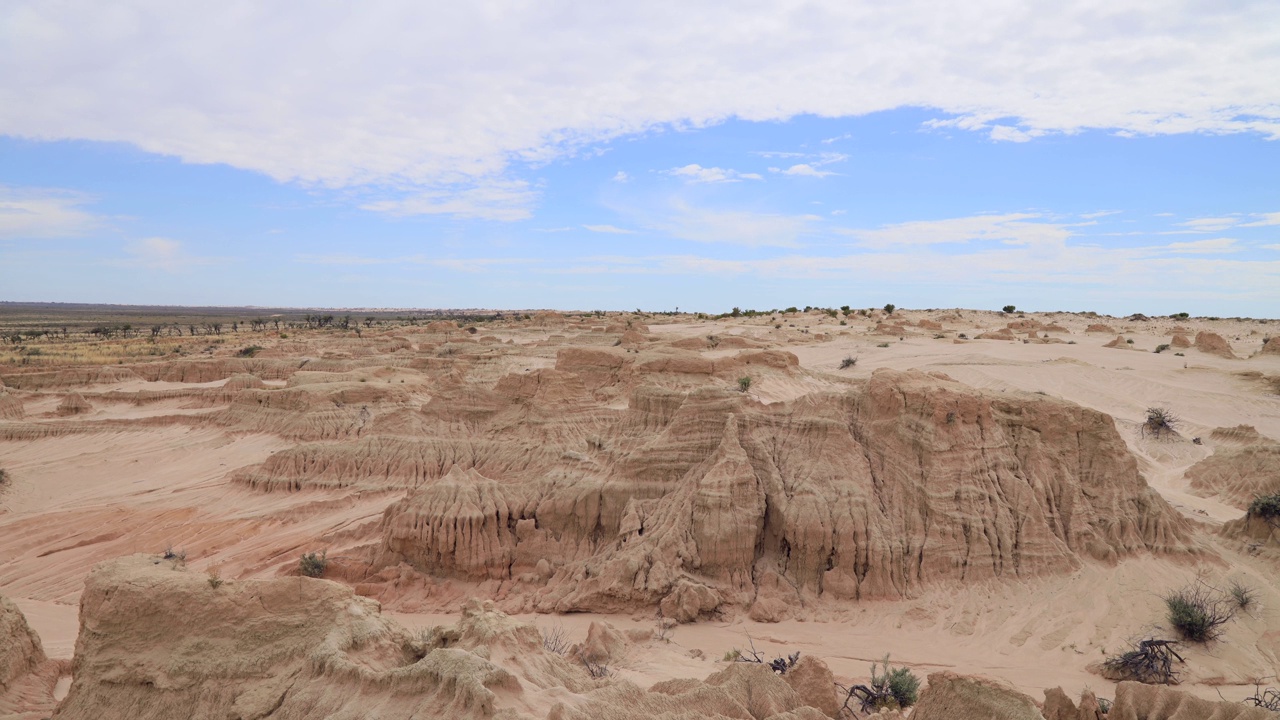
1002, 305, 1016, 313
1248, 493, 1280, 520
883, 304, 896, 314
1163, 584, 1233, 642
300, 550, 328, 578
839, 356, 858, 369
1227, 579, 1255, 611
877, 342, 890, 348
737, 376, 752, 393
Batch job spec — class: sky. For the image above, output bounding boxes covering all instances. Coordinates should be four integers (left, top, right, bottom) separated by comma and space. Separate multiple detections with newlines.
1, 2, 1278, 316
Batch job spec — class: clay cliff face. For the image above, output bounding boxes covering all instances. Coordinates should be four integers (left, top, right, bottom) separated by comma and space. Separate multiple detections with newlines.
365, 368, 1192, 621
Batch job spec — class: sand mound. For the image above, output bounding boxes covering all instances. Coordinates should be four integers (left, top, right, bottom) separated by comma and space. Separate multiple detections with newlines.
55, 392, 92, 416
1257, 336, 1280, 356
1185, 442, 1280, 508
1103, 335, 1133, 349
54, 555, 585, 720
910, 672, 1043, 720
369, 368, 1192, 618
1, 594, 59, 718
1194, 331, 1237, 359
221, 373, 266, 390
977, 329, 1018, 341
0, 595, 46, 696
0, 391, 23, 420
1170, 333, 1192, 348
1110, 680, 1276, 720
1085, 324, 1116, 333
1208, 425, 1270, 445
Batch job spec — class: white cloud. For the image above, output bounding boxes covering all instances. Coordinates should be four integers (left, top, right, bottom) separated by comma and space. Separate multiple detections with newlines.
771, 163, 837, 178
0, 187, 101, 238
583, 224, 637, 234
846, 213, 1074, 249
1240, 212, 1280, 227
667, 164, 763, 184
1160, 238, 1240, 254
612, 171, 630, 183
1176, 216, 1241, 233
4, 2, 1275, 218
359, 180, 536, 221
1080, 210, 1121, 219
988, 125, 1042, 142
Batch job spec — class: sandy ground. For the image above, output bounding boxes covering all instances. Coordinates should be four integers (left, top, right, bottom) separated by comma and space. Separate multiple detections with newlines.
2, 309, 1278, 710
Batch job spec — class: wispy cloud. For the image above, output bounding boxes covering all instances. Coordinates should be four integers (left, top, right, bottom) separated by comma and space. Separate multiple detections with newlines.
611, 171, 630, 183
844, 212, 1074, 249
583, 224, 637, 234
769, 163, 838, 178
1240, 212, 1280, 228
360, 180, 537, 222
0, 187, 102, 239
666, 164, 763, 184
1161, 238, 1240, 254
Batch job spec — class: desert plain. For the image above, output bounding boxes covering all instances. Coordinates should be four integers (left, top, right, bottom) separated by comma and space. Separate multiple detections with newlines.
1, 303, 1279, 719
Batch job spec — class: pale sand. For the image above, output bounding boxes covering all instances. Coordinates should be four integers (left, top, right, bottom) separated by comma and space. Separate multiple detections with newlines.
2, 309, 1277, 708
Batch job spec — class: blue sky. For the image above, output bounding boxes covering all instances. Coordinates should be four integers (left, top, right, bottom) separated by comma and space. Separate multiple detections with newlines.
1, 3, 1278, 315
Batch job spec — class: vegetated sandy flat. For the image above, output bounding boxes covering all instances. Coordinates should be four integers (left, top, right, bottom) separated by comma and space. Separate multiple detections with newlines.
1, 306, 1278, 712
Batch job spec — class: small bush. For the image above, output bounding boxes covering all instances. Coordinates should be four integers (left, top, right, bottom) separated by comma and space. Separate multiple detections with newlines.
1174, 352, 1184, 356
300, 550, 328, 578
582, 657, 612, 678
1243, 686, 1280, 711
1227, 579, 1256, 611
1126, 338, 1135, 344
162, 545, 187, 564
1163, 584, 1234, 642
883, 304, 896, 314
1144, 407, 1179, 439
1154, 344, 1171, 353
1248, 493, 1280, 522
838, 655, 920, 713
957, 333, 967, 339
737, 376, 752, 393
541, 624, 568, 655
207, 567, 224, 589
839, 356, 858, 369
877, 342, 890, 348
1002, 305, 1016, 313
0, 467, 8, 486
1101, 638, 1183, 684
237, 345, 263, 358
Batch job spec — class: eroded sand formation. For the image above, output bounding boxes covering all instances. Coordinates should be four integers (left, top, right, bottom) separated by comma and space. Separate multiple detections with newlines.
1, 308, 1278, 717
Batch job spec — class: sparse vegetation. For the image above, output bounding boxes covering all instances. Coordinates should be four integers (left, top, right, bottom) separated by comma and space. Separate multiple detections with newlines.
1002, 305, 1016, 313
837, 655, 920, 714
1154, 344, 1171, 353
737, 376, 752, 393
1226, 579, 1256, 612
1101, 638, 1184, 684
207, 567, 224, 589
731, 635, 799, 674
300, 550, 328, 578
1143, 407, 1179, 439
236, 345, 263, 357
1243, 686, 1280, 711
839, 356, 858, 369
1163, 583, 1234, 642
162, 545, 187, 564
883, 304, 895, 315
1247, 493, 1280, 528
541, 624, 569, 655
877, 342, 890, 348
0, 467, 8, 487
582, 657, 612, 678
